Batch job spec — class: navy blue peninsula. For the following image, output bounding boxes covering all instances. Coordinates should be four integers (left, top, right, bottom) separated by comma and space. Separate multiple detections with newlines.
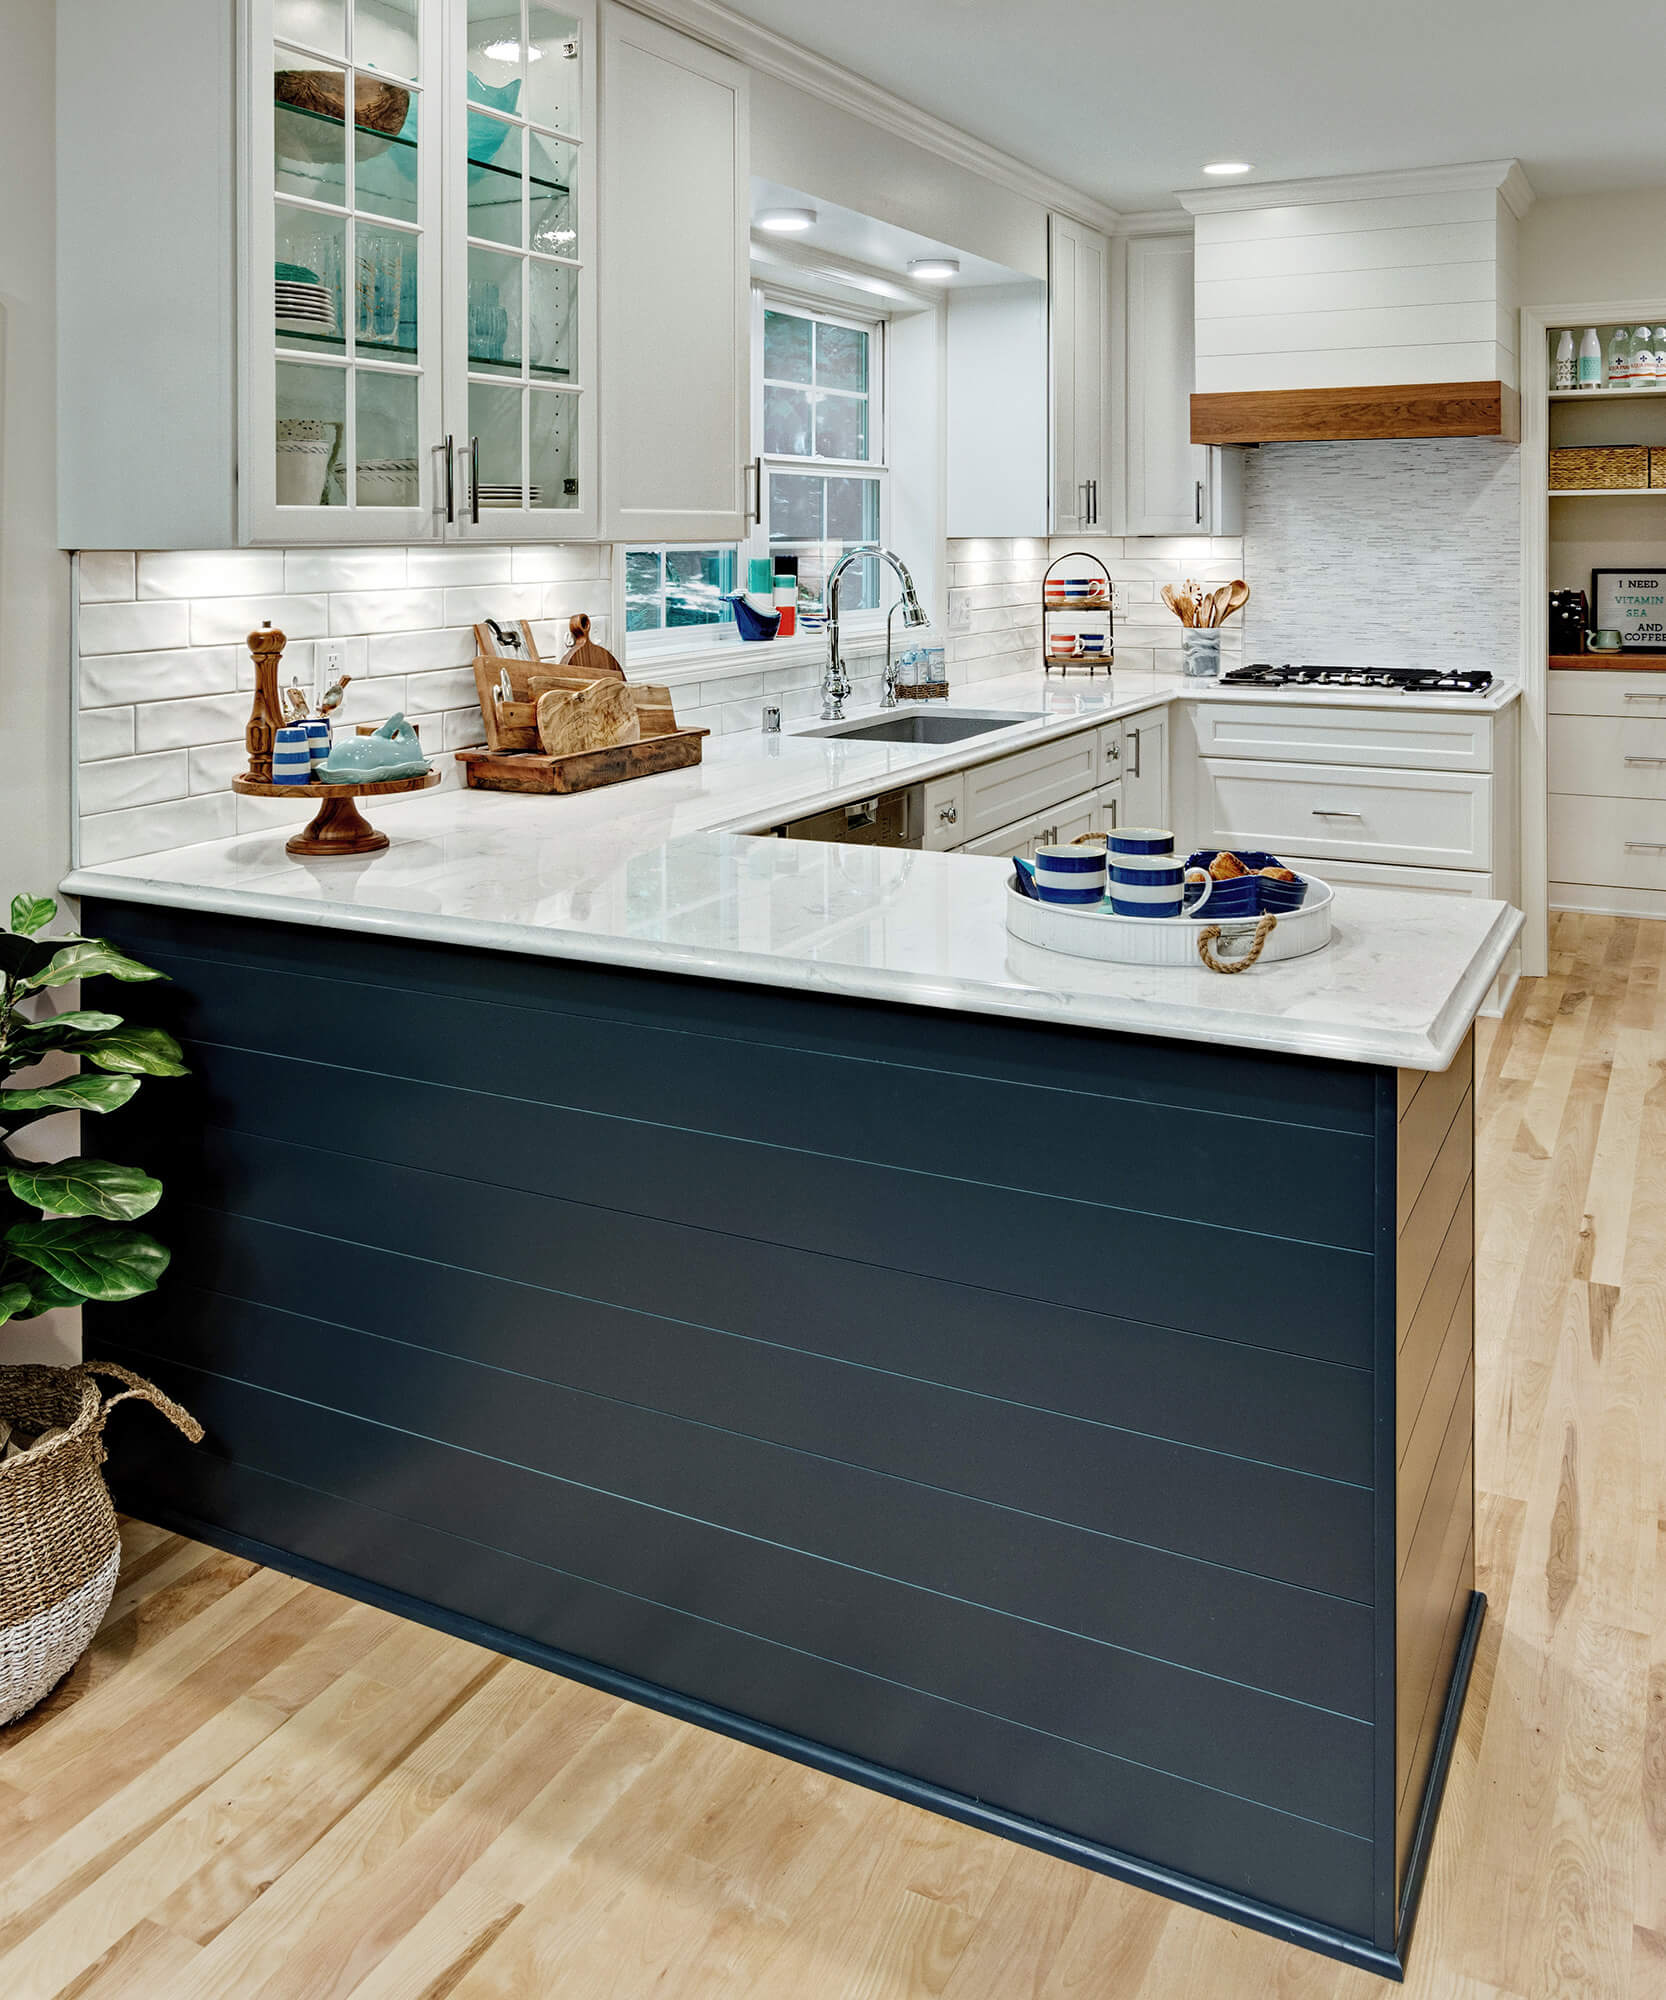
68, 825, 1519, 1980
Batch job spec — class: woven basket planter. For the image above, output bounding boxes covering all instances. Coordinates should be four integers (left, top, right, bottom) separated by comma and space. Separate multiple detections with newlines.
0, 1361, 202, 1727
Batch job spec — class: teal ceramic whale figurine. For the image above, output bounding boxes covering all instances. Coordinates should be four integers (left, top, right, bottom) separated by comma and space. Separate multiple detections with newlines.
315, 713, 431, 784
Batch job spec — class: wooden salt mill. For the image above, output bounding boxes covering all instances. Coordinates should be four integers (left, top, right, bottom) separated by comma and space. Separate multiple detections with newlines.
242, 622, 287, 783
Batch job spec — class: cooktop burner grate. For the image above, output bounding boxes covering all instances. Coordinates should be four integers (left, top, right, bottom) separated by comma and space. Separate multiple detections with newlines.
1221, 664, 1495, 694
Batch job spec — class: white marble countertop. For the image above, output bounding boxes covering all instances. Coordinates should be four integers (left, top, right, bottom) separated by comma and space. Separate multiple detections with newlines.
64, 669, 1523, 1069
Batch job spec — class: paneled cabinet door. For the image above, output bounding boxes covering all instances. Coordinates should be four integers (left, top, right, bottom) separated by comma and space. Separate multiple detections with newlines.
599, 6, 749, 542
248, 0, 447, 543
446, 0, 599, 540
1049, 214, 1111, 534
1121, 709, 1168, 828
1125, 233, 1241, 536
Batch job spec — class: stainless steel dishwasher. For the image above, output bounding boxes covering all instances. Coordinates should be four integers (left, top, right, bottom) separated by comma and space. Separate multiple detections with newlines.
772, 788, 917, 847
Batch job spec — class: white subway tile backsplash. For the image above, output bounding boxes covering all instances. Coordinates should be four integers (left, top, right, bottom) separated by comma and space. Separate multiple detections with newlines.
403, 665, 479, 712
134, 692, 252, 752
328, 589, 445, 635
76, 707, 135, 761
80, 795, 238, 866
138, 551, 286, 600
283, 547, 409, 593
79, 599, 191, 656
82, 645, 241, 707
405, 547, 514, 586
366, 625, 475, 673
78, 751, 193, 817
334, 675, 409, 725
443, 583, 545, 627
542, 580, 610, 621
77, 552, 136, 603
190, 594, 329, 646
512, 545, 609, 583
188, 741, 249, 793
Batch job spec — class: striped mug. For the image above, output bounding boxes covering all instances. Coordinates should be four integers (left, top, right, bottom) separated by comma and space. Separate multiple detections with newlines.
1107, 850, 1214, 920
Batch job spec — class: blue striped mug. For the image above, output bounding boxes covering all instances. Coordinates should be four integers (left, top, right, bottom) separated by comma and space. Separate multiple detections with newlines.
1032, 840, 1107, 905
1107, 851, 1215, 920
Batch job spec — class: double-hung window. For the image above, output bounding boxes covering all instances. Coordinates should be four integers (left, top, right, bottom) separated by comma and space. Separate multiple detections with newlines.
755, 294, 887, 614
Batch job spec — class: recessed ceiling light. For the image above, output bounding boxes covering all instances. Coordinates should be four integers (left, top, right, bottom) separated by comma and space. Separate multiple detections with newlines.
757, 207, 818, 233
482, 38, 544, 61
907, 256, 960, 282
1202, 161, 1253, 176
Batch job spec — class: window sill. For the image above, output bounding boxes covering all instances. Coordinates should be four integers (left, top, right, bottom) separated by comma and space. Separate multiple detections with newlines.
625, 627, 888, 690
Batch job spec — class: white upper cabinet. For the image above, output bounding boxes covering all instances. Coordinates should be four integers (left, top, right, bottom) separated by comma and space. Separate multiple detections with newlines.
598, 6, 749, 544
1125, 233, 1209, 536
1048, 214, 1112, 535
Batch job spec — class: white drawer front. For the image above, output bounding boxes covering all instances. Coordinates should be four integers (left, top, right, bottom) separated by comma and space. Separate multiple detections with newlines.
917, 771, 966, 850
1299, 855, 1494, 898
1199, 759, 1492, 869
1549, 670, 1666, 718
957, 788, 1100, 858
1549, 792, 1666, 889
1549, 712, 1666, 800
963, 733, 1100, 842
1193, 701, 1493, 773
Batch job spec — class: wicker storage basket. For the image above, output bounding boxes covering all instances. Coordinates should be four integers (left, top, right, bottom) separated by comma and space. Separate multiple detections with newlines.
0, 1361, 201, 1725
1651, 448, 1666, 490
1549, 445, 1649, 490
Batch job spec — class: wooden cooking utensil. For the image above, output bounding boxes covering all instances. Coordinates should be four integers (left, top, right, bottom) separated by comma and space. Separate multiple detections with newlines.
1219, 580, 1250, 623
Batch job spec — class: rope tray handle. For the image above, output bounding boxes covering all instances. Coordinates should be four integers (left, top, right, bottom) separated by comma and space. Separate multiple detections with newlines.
1196, 913, 1278, 974
79, 1361, 205, 1443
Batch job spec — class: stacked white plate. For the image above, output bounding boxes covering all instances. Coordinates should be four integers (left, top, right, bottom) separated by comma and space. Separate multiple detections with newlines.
276, 280, 336, 336
476, 482, 544, 507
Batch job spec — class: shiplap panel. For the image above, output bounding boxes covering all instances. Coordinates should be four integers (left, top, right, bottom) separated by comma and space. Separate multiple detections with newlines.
1194, 221, 1499, 285
1193, 187, 1497, 245
1196, 344, 1503, 394
1196, 263, 1498, 322
1196, 302, 1500, 360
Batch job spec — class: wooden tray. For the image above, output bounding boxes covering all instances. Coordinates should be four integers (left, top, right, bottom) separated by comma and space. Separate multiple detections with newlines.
455, 728, 710, 795
232, 770, 440, 856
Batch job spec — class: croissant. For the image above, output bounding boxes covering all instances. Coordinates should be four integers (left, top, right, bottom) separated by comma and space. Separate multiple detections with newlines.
1257, 866, 1297, 882
1208, 852, 1250, 879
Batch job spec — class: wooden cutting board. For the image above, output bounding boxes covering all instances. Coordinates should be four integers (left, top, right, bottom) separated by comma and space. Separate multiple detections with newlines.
538, 679, 640, 757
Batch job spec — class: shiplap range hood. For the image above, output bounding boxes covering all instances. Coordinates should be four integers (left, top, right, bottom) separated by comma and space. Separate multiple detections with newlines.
1178, 162, 1533, 444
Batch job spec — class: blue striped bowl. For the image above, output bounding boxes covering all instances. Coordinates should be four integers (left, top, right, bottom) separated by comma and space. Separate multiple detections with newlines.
1184, 851, 1310, 918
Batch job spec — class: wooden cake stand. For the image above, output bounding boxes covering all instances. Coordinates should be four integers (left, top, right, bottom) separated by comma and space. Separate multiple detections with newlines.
231, 771, 441, 856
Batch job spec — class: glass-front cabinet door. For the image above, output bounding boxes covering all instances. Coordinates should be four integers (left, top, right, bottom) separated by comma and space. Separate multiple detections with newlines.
445, 0, 596, 539
247, 0, 446, 541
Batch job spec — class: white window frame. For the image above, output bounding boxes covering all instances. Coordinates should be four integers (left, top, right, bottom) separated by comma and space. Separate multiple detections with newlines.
620, 542, 742, 646
751, 286, 889, 626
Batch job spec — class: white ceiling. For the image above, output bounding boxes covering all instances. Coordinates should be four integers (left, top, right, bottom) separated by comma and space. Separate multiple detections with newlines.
719, 0, 1666, 213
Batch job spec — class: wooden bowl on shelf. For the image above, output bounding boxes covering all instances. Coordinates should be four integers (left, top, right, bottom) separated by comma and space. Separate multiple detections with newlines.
274, 70, 410, 134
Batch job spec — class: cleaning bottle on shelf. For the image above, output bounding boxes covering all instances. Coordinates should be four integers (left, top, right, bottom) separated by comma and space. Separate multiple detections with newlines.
1577, 327, 1603, 389
1553, 329, 1576, 390
1608, 326, 1632, 388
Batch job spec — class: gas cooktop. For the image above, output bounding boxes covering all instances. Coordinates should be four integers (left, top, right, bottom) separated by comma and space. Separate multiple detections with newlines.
1221, 664, 1495, 694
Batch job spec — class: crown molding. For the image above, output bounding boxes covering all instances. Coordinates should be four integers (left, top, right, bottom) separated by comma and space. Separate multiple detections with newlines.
1114, 205, 1191, 238
1177, 159, 1535, 218
610, 0, 1122, 235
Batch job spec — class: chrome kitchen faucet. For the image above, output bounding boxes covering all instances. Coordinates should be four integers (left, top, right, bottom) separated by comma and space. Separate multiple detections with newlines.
821, 546, 928, 720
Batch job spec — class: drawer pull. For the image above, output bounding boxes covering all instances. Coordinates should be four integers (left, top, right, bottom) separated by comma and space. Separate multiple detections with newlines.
1625, 840, 1666, 852
1312, 809, 1363, 818
1623, 691, 1666, 701
1624, 756, 1666, 766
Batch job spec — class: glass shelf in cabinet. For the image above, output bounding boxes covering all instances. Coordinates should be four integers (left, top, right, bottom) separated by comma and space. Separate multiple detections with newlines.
275, 97, 419, 150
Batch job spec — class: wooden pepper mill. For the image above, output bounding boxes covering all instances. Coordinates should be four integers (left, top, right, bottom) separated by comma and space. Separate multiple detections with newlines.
242, 622, 287, 783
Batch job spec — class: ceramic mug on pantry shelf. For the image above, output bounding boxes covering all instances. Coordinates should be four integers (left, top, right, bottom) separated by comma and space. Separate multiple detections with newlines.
1032, 840, 1107, 905
1107, 850, 1215, 920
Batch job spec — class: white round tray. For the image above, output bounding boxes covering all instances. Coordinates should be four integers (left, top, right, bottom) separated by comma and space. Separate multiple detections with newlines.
1005, 874, 1334, 967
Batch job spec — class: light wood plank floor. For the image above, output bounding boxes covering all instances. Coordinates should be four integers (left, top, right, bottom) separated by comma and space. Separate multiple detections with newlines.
4, 909, 1664, 1998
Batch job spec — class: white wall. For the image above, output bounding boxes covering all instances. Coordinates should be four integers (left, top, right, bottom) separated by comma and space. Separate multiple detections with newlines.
0, 4, 76, 1364
1520, 190, 1666, 305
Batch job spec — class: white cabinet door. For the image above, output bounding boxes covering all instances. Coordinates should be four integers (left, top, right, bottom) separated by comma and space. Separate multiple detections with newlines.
246, 0, 449, 543
959, 789, 1101, 858
1124, 233, 1242, 537
1048, 214, 1111, 534
599, 6, 748, 543
962, 732, 1101, 843
445, 0, 598, 541
1121, 709, 1168, 828
1200, 759, 1493, 869
1192, 701, 1494, 773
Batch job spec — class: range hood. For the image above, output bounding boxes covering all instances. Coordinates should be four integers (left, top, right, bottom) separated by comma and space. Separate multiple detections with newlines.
1178, 162, 1532, 445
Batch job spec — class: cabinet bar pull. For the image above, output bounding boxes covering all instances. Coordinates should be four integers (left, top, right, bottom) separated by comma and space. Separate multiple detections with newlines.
745, 457, 761, 525
1129, 728, 1141, 778
1312, 808, 1363, 818
469, 435, 481, 525
1194, 478, 1204, 526
437, 435, 455, 524
1086, 476, 1098, 527
1625, 840, 1666, 851
1623, 691, 1666, 700
1624, 755, 1666, 766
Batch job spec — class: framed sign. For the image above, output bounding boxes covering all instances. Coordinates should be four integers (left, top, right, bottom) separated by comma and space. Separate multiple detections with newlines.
1592, 569, 1666, 650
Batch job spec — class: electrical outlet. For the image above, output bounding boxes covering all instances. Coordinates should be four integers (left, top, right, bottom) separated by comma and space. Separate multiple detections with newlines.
318, 642, 345, 694
1109, 583, 1125, 616
947, 591, 972, 634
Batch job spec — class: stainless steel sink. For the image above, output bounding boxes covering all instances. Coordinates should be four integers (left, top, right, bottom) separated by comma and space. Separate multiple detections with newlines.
798, 707, 1043, 745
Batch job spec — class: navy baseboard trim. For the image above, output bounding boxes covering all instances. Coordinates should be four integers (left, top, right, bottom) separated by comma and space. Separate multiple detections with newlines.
1396, 1590, 1486, 1953
123, 1500, 1408, 1981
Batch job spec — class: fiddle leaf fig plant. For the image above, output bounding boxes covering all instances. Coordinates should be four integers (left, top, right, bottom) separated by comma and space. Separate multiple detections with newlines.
0, 894, 185, 1326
